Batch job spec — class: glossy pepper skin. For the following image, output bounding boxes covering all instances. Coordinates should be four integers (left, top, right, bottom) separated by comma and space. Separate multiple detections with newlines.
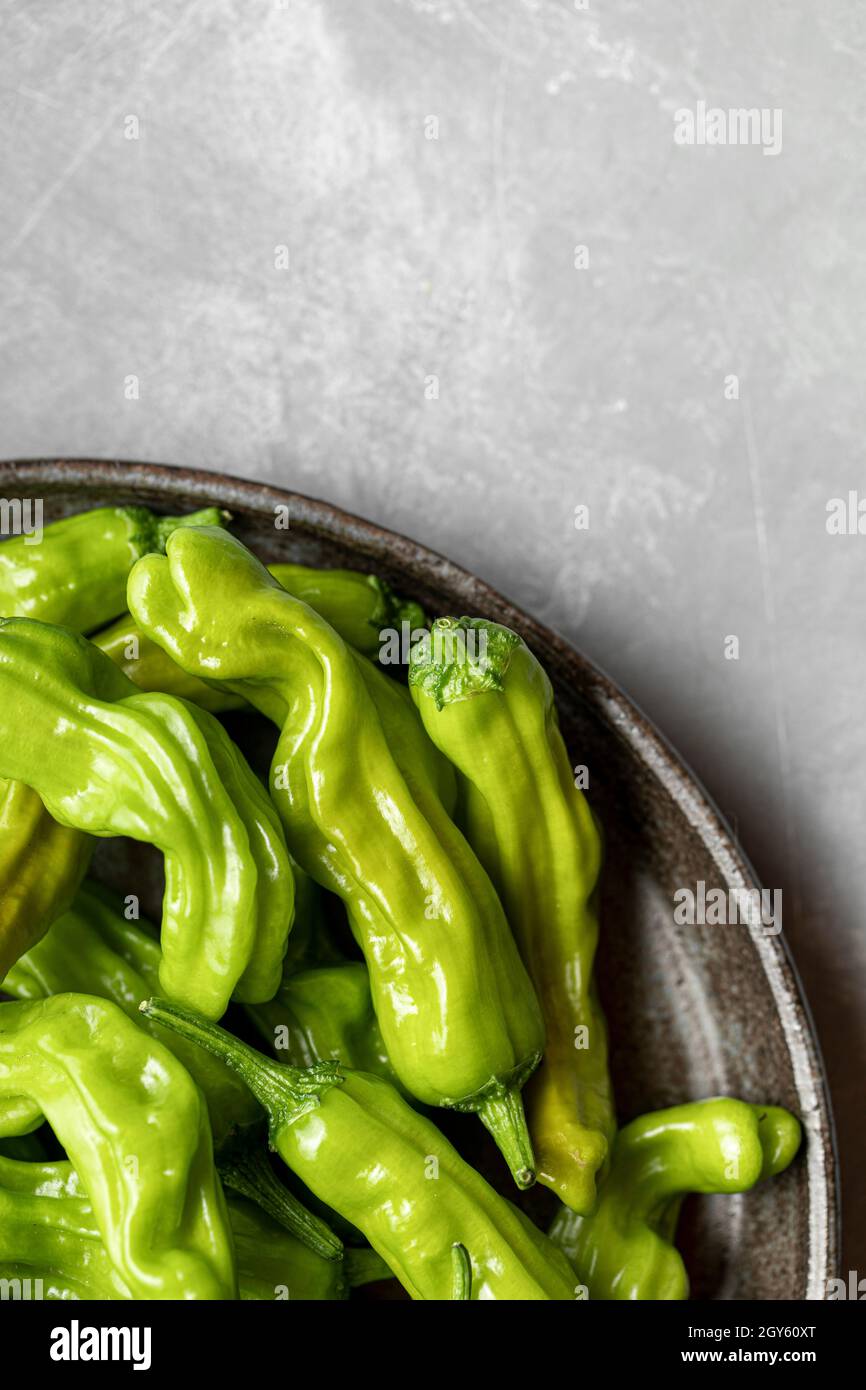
247, 961, 406, 1094
90, 562, 427, 714
0, 503, 226, 632
0, 617, 293, 1016
548, 1098, 802, 1300
129, 527, 543, 1187
0, 1158, 371, 1301
0, 779, 92, 981
0, 994, 237, 1299
410, 617, 615, 1214
4, 883, 261, 1149
142, 998, 578, 1302
0, 504, 226, 980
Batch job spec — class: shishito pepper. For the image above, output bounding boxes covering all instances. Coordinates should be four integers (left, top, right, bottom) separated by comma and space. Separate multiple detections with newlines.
548, 1098, 802, 1300
247, 961, 406, 1094
90, 562, 427, 713
0, 502, 226, 632
141, 997, 578, 1301
129, 527, 542, 1186
409, 616, 615, 1214
4, 883, 262, 1147
0, 779, 92, 981
0, 994, 237, 1299
0, 1157, 377, 1300
0, 617, 293, 1016
0, 503, 227, 979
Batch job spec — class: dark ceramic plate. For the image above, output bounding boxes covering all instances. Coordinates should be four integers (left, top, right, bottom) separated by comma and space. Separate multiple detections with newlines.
0, 459, 837, 1300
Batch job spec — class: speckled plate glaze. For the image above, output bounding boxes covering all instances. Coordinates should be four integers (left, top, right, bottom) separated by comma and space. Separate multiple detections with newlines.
1, 459, 838, 1300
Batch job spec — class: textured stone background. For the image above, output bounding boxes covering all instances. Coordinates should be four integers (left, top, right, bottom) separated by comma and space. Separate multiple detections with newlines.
1, 1, 862, 1269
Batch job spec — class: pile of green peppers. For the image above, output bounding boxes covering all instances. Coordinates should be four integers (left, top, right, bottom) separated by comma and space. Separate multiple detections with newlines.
0, 504, 803, 1301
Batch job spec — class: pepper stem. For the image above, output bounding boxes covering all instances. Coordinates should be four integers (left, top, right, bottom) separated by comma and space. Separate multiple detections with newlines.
218, 1144, 342, 1262
477, 1087, 537, 1190
140, 997, 343, 1140
451, 1243, 472, 1300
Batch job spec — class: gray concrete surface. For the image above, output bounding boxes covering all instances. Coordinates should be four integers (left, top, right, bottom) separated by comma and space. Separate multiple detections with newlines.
0, 1, 863, 1269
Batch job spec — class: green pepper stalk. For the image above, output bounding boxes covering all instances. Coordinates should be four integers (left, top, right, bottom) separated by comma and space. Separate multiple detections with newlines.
548, 1098, 802, 1300
129, 527, 543, 1188
451, 1243, 472, 1300
410, 616, 615, 1214
246, 961, 408, 1096
0, 994, 237, 1300
0, 779, 92, 981
0, 618, 294, 1017
141, 997, 578, 1301
0, 503, 227, 632
4, 886, 347, 1256
229, 1195, 391, 1300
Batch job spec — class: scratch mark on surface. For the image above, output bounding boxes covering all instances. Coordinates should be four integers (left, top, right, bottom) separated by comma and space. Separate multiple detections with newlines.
743, 395, 801, 920
2, 1, 206, 263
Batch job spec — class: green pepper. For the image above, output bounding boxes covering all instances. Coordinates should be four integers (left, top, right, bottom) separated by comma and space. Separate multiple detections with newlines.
409, 616, 615, 1214
129, 527, 543, 1187
230, 1195, 391, 1300
0, 779, 93, 981
0, 506, 229, 978
4, 883, 261, 1147
0, 617, 293, 1016
141, 997, 579, 1301
0, 1156, 387, 1301
247, 961, 406, 1094
0, 503, 226, 632
89, 562, 426, 715
0, 994, 237, 1299
267, 562, 425, 660
548, 1098, 802, 1300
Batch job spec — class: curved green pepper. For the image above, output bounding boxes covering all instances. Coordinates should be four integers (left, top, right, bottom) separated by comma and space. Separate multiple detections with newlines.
0, 504, 227, 980
89, 562, 426, 714
548, 1098, 802, 1300
3, 883, 262, 1148
141, 998, 578, 1301
129, 527, 542, 1186
0, 994, 237, 1299
0, 617, 293, 1016
0, 1157, 387, 1301
268, 562, 425, 660
0, 503, 226, 632
0, 779, 92, 981
410, 616, 615, 1213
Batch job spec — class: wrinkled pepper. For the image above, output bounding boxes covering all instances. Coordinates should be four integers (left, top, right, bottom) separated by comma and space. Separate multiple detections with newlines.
548, 1098, 802, 1299
4, 883, 262, 1148
0, 994, 237, 1299
0, 502, 227, 979
0, 617, 293, 1016
0, 502, 226, 632
410, 616, 615, 1213
129, 527, 542, 1186
90, 561, 426, 713
141, 997, 578, 1301
0, 1156, 383, 1300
